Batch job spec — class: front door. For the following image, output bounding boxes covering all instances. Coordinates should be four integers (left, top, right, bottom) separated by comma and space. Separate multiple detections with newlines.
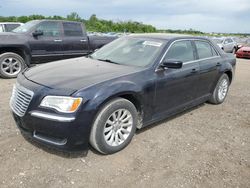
154, 40, 200, 118
223, 38, 234, 53
29, 21, 63, 63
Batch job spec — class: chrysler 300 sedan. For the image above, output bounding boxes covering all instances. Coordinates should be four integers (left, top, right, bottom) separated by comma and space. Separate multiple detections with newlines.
10, 34, 236, 154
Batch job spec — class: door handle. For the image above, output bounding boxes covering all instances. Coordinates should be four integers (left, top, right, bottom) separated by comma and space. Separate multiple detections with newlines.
191, 68, 198, 73
54, 39, 62, 42
216, 62, 222, 67
80, 39, 87, 42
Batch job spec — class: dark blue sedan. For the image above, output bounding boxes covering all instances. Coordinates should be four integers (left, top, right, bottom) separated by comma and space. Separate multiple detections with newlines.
10, 34, 236, 154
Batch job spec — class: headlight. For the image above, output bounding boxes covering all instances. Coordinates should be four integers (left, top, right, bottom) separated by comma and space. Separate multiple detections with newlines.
40, 96, 82, 113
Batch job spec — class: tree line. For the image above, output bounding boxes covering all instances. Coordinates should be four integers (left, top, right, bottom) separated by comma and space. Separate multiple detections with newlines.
0, 12, 248, 36
0, 12, 156, 33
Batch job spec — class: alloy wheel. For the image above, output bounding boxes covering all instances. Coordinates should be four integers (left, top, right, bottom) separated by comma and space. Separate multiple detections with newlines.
103, 109, 133, 147
1, 57, 22, 76
218, 79, 228, 101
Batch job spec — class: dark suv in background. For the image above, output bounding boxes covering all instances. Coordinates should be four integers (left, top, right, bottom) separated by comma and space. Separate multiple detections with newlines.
0, 20, 117, 78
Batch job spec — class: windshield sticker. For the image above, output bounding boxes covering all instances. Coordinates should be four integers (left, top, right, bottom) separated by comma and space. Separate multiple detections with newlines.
143, 41, 162, 47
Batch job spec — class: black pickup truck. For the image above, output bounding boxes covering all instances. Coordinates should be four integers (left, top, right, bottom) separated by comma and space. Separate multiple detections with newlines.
0, 20, 117, 78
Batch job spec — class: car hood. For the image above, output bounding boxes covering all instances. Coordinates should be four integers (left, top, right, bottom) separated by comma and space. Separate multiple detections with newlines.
0, 32, 27, 44
240, 46, 250, 51
24, 57, 143, 91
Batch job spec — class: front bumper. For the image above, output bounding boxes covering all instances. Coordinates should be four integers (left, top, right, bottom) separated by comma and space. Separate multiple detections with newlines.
12, 110, 92, 152
10, 73, 96, 152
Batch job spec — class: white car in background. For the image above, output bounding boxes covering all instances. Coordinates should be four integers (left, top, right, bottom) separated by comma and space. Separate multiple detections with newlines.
0, 22, 23, 32
212, 37, 237, 53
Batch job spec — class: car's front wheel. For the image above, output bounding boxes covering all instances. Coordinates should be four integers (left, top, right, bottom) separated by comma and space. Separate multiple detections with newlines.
232, 47, 236, 54
0, 52, 25, 78
209, 73, 230, 104
90, 98, 138, 154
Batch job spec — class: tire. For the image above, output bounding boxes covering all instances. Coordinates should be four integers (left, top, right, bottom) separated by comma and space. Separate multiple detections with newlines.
90, 98, 138, 154
0, 52, 25, 79
232, 47, 236, 54
209, 74, 230, 104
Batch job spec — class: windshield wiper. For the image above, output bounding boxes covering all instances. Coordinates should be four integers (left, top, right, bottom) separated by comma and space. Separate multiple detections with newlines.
97, 58, 120, 65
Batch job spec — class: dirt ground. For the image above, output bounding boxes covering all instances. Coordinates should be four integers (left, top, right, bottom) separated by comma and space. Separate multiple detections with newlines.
0, 58, 249, 188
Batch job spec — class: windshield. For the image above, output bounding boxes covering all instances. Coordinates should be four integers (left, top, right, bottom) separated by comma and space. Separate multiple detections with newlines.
213, 38, 223, 44
90, 37, 165, 67
12, 20, 40, 33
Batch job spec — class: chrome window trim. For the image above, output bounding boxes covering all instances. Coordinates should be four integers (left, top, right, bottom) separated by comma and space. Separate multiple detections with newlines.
155, 38, 221, 72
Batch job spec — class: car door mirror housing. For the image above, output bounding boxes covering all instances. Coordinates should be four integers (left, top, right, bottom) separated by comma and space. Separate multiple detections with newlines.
33, 30, 43, 37
161, 60, 183, 69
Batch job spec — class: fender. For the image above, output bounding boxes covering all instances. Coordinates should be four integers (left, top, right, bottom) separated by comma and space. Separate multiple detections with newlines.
83, 80, 144, 111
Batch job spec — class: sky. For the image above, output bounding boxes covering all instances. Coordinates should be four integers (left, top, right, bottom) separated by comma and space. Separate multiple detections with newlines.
0, 0, 250, 33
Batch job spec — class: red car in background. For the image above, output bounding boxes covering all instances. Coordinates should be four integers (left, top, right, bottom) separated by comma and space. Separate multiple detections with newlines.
236, 45, 250, 59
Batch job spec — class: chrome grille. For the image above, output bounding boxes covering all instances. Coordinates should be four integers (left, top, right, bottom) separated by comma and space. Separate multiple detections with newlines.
10, 83, 34, 117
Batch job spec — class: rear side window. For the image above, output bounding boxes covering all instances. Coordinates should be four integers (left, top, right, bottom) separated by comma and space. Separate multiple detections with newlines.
195, 41, 218, 59
63, 22, 83, 36
0, 24, 3, 32
5, 24, 21, 32
164, 40, 195, 62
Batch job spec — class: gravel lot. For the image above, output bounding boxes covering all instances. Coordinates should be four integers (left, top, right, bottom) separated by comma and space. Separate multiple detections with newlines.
0, 58, 249, 188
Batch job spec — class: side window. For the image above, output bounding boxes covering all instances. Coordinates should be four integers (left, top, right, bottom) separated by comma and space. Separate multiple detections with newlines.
164, 41, 195, 62
225, 38, 232, 44
63, 22, 83, 37
0, 24, 4, 32
195, 41, 217, 59
36, 21, 61, 37
5, 24, 20, 32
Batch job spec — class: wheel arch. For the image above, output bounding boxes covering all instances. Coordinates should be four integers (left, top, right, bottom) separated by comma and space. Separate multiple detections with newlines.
95, 91, 144, 129
0, 46, 31, 66
224, 70, 233, 84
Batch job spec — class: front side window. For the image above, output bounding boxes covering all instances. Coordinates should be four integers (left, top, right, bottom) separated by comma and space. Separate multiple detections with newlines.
63, 22, 83, 36
224, 38, 233, 44
164, 40, 195, 63
195, 41, 217, 59
36, 21, 61, 37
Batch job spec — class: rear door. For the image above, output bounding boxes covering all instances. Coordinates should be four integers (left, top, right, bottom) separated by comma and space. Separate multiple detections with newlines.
154, 40, 200, 117
29, 21, 63, 63
194, 40, 221, 97
62, 22, 89, 56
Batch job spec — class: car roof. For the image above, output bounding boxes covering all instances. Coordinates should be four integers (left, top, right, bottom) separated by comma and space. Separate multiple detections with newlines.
0, 22, 23, 24
129, 33, 209, 41
34, 19, 82, 24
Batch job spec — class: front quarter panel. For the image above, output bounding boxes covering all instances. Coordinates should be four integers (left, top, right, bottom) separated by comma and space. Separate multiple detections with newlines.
73, 69, 156, 125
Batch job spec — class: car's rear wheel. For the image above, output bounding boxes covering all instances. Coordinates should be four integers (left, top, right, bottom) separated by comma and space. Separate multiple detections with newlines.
90, 98, 138, 154
0, 52, 25, 78
209, 74, 230, 104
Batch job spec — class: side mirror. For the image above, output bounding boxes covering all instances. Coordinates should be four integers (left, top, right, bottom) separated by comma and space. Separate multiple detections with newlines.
32, 30, 43, 37
161, 60, 183, 69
